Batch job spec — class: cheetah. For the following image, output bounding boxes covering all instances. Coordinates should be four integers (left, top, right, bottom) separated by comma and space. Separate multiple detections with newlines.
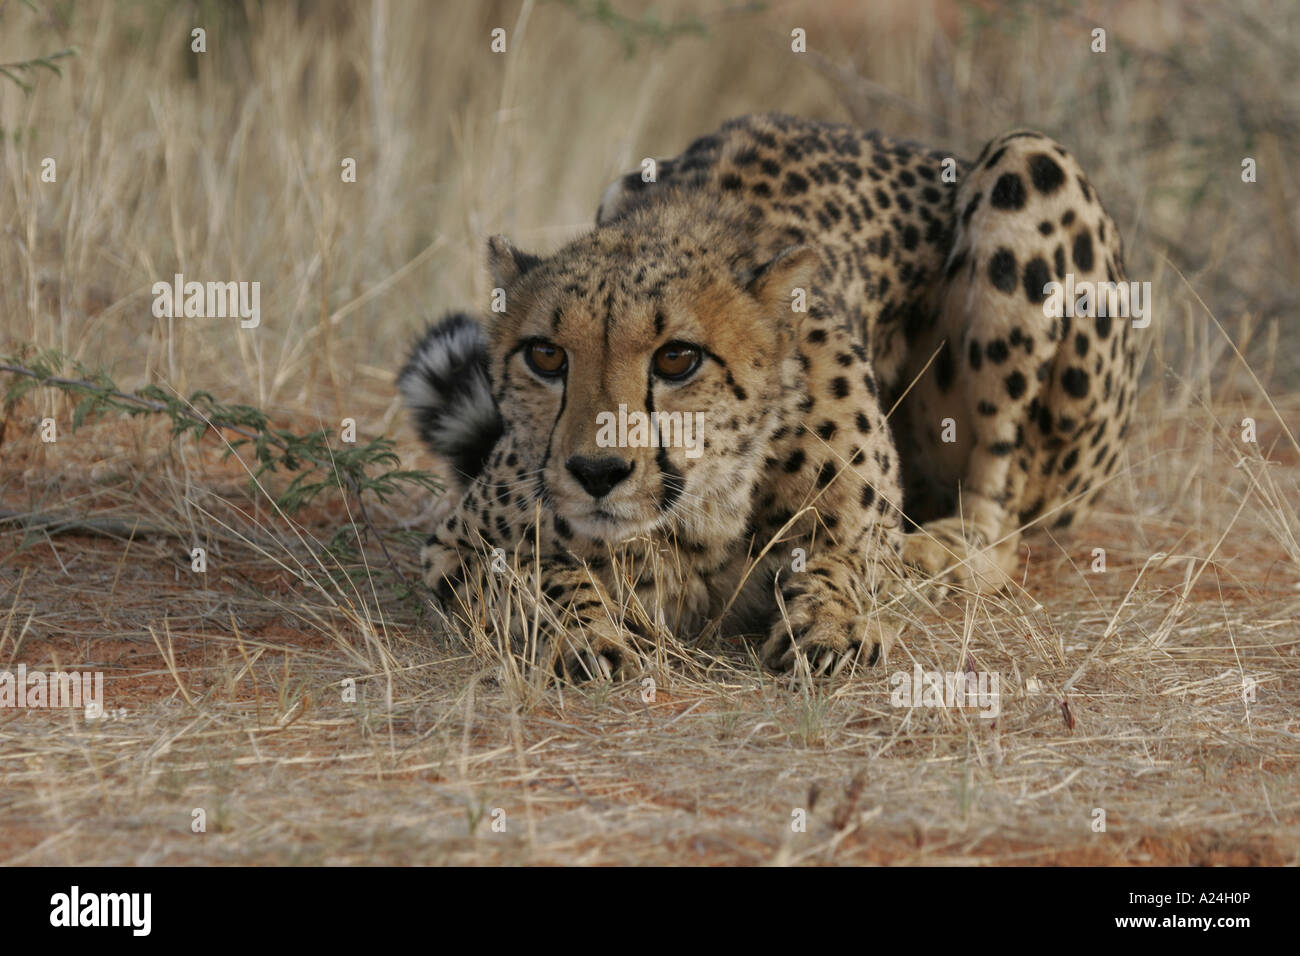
399, 113, 1137, 679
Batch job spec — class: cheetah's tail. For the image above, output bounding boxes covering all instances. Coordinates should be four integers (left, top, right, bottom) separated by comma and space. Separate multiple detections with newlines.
397, 312, 504, 488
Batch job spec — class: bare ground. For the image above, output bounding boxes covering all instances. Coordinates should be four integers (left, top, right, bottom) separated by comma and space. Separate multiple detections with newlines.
1, 384, 1297, 865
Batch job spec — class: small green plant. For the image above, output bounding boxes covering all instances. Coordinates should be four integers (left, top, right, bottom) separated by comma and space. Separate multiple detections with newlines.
0, 45, 77, 93
2, 348, 440, 507
0, 347, 442, 590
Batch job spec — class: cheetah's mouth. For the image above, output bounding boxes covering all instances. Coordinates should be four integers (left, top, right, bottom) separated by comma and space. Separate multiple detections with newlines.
564, 501, 665, 541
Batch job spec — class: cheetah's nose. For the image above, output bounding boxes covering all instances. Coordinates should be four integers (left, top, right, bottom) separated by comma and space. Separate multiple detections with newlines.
565, 455, 634, 499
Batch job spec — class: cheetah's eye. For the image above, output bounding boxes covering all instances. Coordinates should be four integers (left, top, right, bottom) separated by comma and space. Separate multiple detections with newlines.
652, 342, 702, 381
523, 340, 567, 378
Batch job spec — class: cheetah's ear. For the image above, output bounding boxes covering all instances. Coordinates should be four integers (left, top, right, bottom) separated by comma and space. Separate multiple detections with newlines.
487, 235, 543, 290
743, 245, 820, 309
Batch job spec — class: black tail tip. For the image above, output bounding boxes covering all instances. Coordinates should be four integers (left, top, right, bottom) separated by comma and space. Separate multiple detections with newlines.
398, 312, 504, 486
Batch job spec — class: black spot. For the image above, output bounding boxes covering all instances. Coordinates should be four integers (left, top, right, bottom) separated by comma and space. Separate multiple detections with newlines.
1037, 404, 1053, 435
1095, 313, 1112, 339
990, 172, 1027, 210
783, 449, 806, 473
782, 171, 809, 196
986, 339, 1010, 364
977, 400, 997, 416
935, 341, 955, 392
725, 371, 748, 402
1072, 229, 1094, 271
831, 377, 851, 399
988, 248, 1018, 293
1023, 257, 1051, 303
860, 484, 875, 509
1038, 220, 1054, 236
1074, 334, 1089, 357
815, 461, 836, 488
962, 194, 982, 226
1062, 367, 1089, 398
1005, 370, 1027, 399
1060, 209, 1075, 226
902, 224, 920, 250
1028, 153, 1065, 193
720, 172, 743, 191
968, 339, 983, 370
767, 508, 794, 529
989, 441, 1014, 456
1018, 497, 1045, 524
816, 421, 837, 441
856, 411, 872, 434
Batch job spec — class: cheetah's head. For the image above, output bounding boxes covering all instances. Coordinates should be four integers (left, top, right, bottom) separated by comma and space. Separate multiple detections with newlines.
484, 216, 816, 544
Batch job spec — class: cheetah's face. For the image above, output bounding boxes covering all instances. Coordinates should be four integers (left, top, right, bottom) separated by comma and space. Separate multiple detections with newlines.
484, 231, 815, 542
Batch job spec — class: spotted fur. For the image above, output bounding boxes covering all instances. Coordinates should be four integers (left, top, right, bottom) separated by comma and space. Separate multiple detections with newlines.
400, 113, 1138, 677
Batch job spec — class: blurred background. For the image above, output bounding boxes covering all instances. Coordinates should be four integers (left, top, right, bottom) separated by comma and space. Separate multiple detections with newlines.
1, 0, 1296, 428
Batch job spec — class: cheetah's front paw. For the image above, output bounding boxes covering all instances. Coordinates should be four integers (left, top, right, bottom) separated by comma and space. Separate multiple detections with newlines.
761, 598, 896, 675
551, 620, 632, 683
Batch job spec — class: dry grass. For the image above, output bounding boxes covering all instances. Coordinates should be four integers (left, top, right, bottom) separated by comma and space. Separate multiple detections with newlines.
1, 0, 1297, 865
